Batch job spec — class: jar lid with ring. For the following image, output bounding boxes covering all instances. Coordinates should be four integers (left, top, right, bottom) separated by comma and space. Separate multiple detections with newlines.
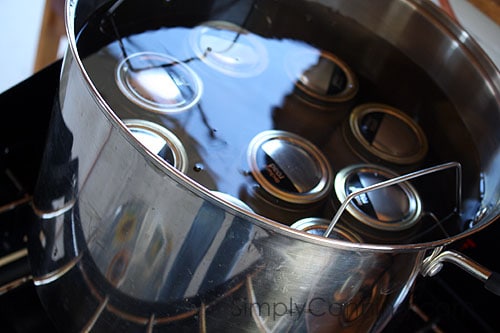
244, 130, 334, 224
345, 103, 428, 166
332, 164, 423, 243
123, 119, 188, 173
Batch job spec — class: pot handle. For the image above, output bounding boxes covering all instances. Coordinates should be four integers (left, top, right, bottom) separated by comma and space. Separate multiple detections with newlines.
421, 249, 500, 296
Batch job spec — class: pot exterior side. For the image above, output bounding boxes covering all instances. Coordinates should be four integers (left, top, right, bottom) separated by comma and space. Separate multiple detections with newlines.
28, 50, 424, 332
28, 0, 500, 331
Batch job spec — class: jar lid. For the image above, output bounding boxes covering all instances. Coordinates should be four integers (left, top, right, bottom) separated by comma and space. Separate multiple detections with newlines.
116, 52, 203, 113
349, 103, 428, 165
285, 49, 358, 103
247, 130, 333, 205
190, 20, 268, 77
334, 164, 422, 231
290, 217, 362, 242
123, 119, 188, 173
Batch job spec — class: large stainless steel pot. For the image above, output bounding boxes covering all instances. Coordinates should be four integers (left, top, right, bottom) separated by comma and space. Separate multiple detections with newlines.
28, 0, 500, 332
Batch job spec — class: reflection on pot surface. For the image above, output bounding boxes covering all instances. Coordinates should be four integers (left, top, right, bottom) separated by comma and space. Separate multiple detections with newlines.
28, 0, 500, 332
189, 20, 269, 78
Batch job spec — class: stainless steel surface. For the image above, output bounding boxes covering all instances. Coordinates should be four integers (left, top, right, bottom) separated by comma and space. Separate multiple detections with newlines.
421, 249, 492, 281
27, 0, 500, 332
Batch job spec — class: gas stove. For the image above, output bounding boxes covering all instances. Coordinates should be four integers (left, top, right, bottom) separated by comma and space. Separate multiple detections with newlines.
0, 61, 59, 332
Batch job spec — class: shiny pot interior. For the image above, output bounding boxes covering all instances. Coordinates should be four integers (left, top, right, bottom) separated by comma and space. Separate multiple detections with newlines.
28, 0, 500, 332
64, 0, 500, 245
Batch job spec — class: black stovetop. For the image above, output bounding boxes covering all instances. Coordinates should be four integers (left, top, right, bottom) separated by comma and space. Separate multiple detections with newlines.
0, 61, 499, 333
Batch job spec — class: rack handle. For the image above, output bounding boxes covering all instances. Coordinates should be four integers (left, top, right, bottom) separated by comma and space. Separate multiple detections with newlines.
324, 161, 462, 238
422, 249, 500, 296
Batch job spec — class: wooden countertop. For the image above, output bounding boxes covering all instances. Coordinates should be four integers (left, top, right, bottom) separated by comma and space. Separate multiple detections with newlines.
468, 0, 500, 25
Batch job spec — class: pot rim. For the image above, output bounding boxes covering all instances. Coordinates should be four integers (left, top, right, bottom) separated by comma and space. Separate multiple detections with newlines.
64, 0, 500, 253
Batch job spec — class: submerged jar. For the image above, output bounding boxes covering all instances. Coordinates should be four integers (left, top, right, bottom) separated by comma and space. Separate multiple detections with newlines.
329, 164, 423, 244
242, 130, 334, 225
324, 103, 428, 174
123, 119, 188, 173
285, 49, 358, 106
290, 217, 363, 242
274, 49, 359, 146
116, 52, 203, 114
